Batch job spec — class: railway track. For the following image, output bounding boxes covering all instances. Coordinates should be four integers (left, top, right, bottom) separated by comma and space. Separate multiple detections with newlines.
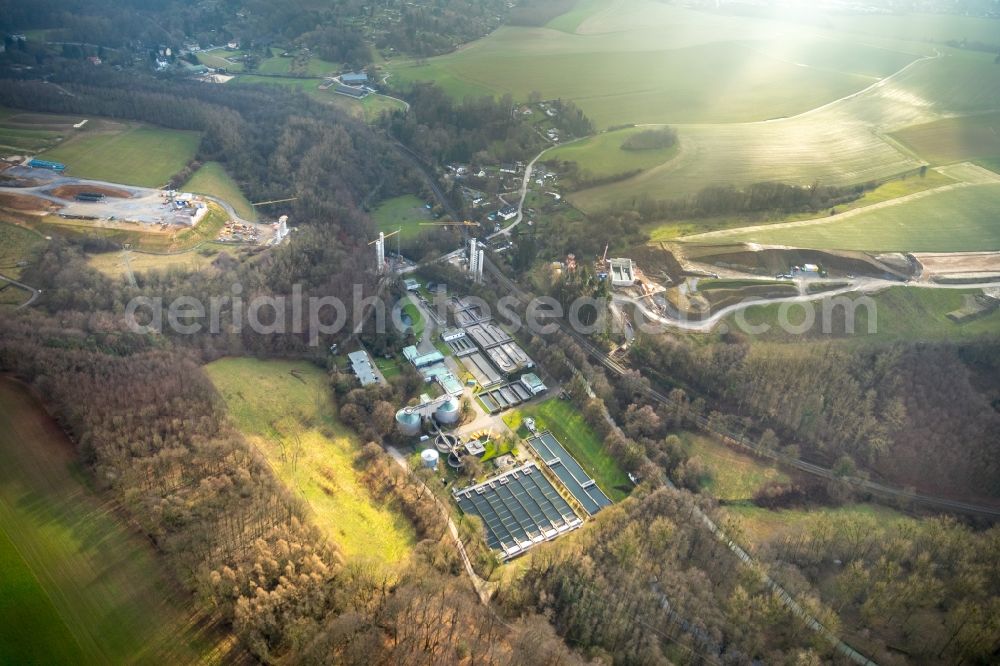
482, 257, 1000, 521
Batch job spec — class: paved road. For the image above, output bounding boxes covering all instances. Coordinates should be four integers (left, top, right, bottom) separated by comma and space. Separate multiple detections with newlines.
614, 275, 1000, 332
385, 445, 495, 604
0, 272, 40, 308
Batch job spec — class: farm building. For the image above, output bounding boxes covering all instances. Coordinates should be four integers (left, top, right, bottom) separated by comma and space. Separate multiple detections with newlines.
341, 71, 368, 85
335, 85, 367, 99
453, 462, 582, 560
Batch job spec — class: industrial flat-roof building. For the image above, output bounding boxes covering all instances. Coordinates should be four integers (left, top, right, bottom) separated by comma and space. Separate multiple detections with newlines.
348, 350, 379, 386
526, 432, 613, 516
454, 462, 582, 559
609, 258, 636, 287
465, 322, 512, 349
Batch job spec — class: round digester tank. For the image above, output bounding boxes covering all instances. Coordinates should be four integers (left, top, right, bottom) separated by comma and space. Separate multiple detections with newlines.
395, 407, 422, 437
420, 448, 440, 470
434, 397, 460, 425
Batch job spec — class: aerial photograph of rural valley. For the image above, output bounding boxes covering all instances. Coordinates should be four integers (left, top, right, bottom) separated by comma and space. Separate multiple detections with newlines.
1, 0, 999, 663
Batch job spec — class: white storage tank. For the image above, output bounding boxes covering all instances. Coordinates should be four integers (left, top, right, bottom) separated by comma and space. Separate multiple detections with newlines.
420, 448, 440, 470
395, 407, 422, 437
434, 397, 460, 425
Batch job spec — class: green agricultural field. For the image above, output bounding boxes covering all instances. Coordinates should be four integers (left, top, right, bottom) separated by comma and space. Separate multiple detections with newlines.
40, 125, 201, 187
181, 161, 257, 220
0, 378, 233, 664
729, 286, 1000, 344
510, 398, 631, 501
372, 194, 434, 241
646, 169, 955, 241
205, 358, 416, 569
709, 183, 1000, 252
892, 112, 1000, 166
680, 432, 790, 501
0, 221, 45, 278
547, 127, 679, 179
0, 107, 88, 154
388, 0, 925, 128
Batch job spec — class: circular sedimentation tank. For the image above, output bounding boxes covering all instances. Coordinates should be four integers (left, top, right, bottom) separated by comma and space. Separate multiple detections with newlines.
435, 433, 459, 454
395, 407, 422, 437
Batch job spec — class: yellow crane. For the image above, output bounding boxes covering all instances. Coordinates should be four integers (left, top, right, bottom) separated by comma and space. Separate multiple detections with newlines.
418, 220, 481, 228
251, 196, 299, 207
367, 228, 401, 245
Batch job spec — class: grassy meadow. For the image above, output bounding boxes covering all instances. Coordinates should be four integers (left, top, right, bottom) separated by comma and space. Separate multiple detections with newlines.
507, 398, 631, 501
0, 378, 234, 664
181, 161, 257, 220
725, 503, 911, 551
205, 358, 416, 569
87, 246, 223, 279
0, 108, 88, 154
646, 169, 955, 241
0, 221, 45, 278
328, 93, 408, 123
681, 432, 790, 501
371, 194, 434, 241
547, 127, 679, 179
706, 183, 1000, 252
729, 286, 1000, 344
40, 125, 201, 187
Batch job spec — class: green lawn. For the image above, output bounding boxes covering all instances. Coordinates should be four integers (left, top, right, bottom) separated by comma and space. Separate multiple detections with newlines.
371, 194, 434, 241
547, 127, 679, 180
680, 432, 789, 501
40, 125, 201, 188
0, 221, 45, 278
401, 300, 425, 338
181, 161, 257, 220
510, 398, 631, 500
0, 378, 231, 664
730, 286, 1000, 344
205, 358, 416, 569
328, 93, 408, 123
708, 183, 1000, 252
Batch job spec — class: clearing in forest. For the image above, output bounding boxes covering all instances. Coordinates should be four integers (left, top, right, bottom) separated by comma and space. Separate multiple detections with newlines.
205, 357, 417, 569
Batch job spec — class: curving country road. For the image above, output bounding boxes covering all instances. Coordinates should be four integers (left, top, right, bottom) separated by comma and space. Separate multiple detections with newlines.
0, 272, 41, 309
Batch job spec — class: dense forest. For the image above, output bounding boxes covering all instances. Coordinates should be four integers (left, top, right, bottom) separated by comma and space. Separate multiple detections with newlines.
0, 0, 514, 61
631, 334, 1000, 499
